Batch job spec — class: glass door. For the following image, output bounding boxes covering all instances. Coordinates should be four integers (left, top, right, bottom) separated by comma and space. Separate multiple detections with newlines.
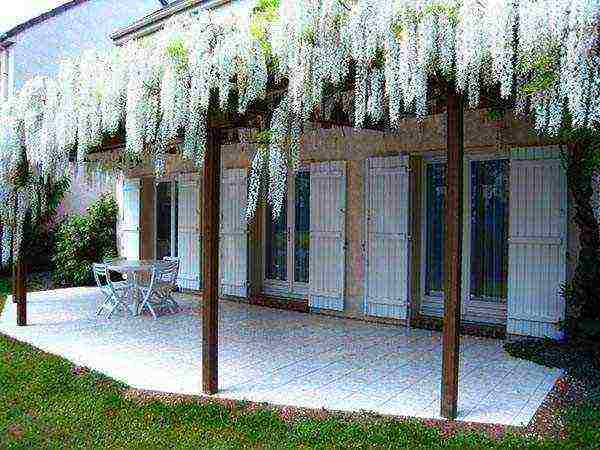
293, 171, 310, 285
421, 158, 509, 323
424, 162, 446, 298
265, 196, 288, 282
469, 160, 509, 302
155, 181, 178, 260
264, 170, 310, 297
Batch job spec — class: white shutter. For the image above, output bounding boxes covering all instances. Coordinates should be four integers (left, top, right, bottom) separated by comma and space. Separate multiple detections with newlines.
219, 168, 248, 298
177, 174, 201, 290
507, 151, 567, 338
121, 179, 140, 260
309, 161, 346, 311
364, 156, 411, 319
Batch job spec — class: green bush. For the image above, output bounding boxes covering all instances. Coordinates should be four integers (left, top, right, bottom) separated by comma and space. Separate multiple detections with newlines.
23, 177, 71, 273
52, 194, 119, 287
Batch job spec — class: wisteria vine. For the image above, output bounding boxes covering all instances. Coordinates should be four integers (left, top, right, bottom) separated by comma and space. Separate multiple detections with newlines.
0, 0, 598, 265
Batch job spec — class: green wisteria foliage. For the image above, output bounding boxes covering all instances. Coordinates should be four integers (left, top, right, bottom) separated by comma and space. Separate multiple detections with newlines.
0, 0, 599, 264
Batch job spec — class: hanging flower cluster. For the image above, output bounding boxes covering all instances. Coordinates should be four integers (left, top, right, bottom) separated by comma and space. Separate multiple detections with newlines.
0, 1, 598, 265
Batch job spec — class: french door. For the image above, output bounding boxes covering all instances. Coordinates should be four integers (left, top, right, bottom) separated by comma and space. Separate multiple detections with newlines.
263, 170, 310, 298
155, 177, 202, 290
421, 157, 509, 323
155, 181, 178, 260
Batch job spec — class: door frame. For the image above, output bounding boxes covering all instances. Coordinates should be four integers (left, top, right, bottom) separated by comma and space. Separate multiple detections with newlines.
419, 149, 510, 324
262, 166, 310, 299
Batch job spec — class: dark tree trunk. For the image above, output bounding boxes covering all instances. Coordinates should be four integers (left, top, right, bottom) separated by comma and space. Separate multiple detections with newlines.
566, 142, 600, 327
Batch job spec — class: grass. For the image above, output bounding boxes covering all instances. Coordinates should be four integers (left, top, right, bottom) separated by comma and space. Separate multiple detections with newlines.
0, 282, 599, 448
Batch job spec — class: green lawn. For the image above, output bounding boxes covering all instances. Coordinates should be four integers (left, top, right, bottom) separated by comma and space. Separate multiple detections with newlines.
0, 284, 599, 449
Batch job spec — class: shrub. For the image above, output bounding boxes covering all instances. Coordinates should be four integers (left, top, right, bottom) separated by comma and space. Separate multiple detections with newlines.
52, 194, 119, 287
23, 177, 71, 273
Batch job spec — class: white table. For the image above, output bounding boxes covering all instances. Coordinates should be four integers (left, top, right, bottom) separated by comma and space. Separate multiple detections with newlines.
105, 259, 161, 315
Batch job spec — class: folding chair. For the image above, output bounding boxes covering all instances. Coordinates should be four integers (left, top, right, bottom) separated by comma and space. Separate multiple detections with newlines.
157, 258, 180, 312
92, 263, 131, 318
137, 261, 180, 319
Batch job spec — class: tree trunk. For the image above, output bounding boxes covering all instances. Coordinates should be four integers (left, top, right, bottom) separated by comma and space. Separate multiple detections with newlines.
566, 142, 600, 327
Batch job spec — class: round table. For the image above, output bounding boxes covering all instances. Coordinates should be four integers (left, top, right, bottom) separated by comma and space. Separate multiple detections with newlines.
105, 259, 162, 315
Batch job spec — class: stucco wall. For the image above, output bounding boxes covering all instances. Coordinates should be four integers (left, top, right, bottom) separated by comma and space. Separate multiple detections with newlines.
8, 0, 160, 91
118, 108, 577, 324
221, 110, 574, 321
57, 164, 115, 217
4, 0, 161, 218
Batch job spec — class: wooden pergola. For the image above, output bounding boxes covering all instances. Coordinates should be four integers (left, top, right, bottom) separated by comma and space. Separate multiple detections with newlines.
11, 81, 471, 420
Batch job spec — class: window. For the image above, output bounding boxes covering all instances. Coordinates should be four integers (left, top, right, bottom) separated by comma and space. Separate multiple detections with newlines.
155, 181, 178, 260
469, 160, 509, 300
0, 48, 8, 102
425, 163, 446, 295
265, 196, 287, 281
294, 171, 310, 283
264, 171, 310, 295
424, 159, 509, 302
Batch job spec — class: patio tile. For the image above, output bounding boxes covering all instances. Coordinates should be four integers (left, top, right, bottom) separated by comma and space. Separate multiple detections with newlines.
0, 287, 560, 426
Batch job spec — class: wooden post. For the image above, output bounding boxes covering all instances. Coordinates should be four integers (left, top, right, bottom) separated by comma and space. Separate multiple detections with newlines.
440, 86, 464, 419
14, 258, 27, 326
409, 155, 423, 327
202, 129, 221, 394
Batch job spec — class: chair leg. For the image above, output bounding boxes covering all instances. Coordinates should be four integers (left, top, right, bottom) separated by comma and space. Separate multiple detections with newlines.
106, 303, 116, 319
167, 295, 178, 313
97, 295, 114, 317
140, 298, 157, 319
138, 291, 158, 319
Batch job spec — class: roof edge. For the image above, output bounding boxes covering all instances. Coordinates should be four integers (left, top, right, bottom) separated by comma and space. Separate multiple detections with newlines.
1, 0, 169, 43
110, 0, 230, 45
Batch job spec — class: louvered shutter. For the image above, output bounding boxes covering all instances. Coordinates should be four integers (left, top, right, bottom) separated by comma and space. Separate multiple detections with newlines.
364, 156, 411, 319
219, 168, 248, 298
121, 179, 140, 260
309, 161, 346, 311
507, 150, 567, 338
177, 174, 201, 290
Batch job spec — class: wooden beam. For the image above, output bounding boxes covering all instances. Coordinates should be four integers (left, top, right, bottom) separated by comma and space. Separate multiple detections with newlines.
139, 177, 156, 260
440, 86, 464, 420
409, 155, 423, 327
202, 129, 221, 394
14, 258, 27, 326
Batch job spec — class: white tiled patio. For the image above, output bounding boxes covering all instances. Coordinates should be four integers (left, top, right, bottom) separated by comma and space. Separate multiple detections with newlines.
0, 288, 560, 425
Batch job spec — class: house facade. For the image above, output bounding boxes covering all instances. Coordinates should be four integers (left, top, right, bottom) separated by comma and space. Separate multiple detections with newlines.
111, 0, 575, 340
0, 0, 167, 215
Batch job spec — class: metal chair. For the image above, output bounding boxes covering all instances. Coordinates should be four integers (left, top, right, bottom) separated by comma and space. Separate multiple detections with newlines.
157, 258, 180, 311
137, 266, 160, 319
137, 260, 180, 318
92, 263, 131, 318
